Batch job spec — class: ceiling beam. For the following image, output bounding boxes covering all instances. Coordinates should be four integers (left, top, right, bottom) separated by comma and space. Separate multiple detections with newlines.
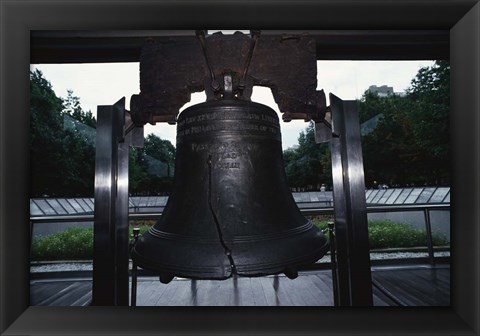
30, 30, 449, 64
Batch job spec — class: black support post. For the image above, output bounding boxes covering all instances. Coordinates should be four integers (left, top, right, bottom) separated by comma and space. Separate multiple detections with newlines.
115, 122, 130, 306
329, 127, 352, 306
328, 94, 373, 306
92, 98, 143, 306
424, 209, 435, 265
92, 99, 124, 305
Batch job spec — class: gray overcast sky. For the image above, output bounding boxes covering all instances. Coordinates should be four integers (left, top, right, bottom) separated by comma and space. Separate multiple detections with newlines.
32, 60, 434, 149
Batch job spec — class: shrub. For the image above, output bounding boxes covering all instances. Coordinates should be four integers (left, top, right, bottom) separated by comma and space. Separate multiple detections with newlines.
308, 215, 334, 232
368, 219, 448, 249
31, 224, 153, 261
312, 218, 448, 249
31, 227, 93, 261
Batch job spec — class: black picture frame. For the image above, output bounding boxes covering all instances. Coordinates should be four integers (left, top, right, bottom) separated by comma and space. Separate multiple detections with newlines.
1, 1, 479, 335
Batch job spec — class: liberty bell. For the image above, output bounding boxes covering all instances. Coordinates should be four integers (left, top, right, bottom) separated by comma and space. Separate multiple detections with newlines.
131, 73, 329, 283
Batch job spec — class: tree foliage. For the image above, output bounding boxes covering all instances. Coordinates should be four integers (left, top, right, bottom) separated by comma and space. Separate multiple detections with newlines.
63, 89, 96, 127
406, 60, 449, 180
128, 134, 176, 195
30, 69, 95, 196
360, 60, 450, 187
144, 134, 175, 165
30, 69, 175, 197
283, 123, 331, 190
360, 91, 417, 187
284, 60, 450, 189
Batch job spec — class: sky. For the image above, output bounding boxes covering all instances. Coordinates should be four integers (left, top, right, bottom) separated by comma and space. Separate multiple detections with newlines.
32, 60, 434, 149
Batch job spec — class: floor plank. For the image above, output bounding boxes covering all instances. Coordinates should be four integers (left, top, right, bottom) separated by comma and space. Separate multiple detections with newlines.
231, 276, 255, 306
30, 264, 450, 307
247, 277, 269, 306
371, 266, 450, 306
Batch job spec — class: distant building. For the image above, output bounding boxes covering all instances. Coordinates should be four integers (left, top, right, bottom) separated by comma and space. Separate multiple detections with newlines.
367, 85, 394, 97
286, 144, 299, 151
367, 85, 406, 97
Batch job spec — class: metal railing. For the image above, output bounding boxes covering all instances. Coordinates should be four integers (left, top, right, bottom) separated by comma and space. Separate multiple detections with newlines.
30, 203, 450, 265
302, 203, 450, 264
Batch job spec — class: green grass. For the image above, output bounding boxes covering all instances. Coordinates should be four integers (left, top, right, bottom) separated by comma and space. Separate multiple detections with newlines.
31, 219, 449, 261
312, 218, 449, 249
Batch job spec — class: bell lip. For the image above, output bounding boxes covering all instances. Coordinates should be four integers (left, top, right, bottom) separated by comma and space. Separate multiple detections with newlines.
131, 227, 233, 280
233, 238, 330, 277
131, 246, 233, 280
130, 235, 330, 281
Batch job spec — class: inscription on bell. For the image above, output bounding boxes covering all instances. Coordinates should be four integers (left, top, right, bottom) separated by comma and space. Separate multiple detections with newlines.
191, 142, 257, 159
222, 152, 237, 159
180, 111, 278, 125
216, 162, 240, 169
176, 107, 281, 146
178, 123, 280, 138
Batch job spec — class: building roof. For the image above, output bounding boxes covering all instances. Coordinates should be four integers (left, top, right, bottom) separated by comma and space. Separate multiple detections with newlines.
30, 187, 450, 216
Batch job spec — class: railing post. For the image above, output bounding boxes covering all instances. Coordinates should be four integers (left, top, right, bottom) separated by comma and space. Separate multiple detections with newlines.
130, 227, 140, 306
327, 221, 339, 306
29, 220, 33, 248
424, 208, 435, 265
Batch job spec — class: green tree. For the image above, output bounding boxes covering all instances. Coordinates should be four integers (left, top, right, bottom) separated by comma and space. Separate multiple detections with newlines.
285, 60, 450, 189
359, 91, 394, 123
144, 134, 175, 166
405, 60, 450, 185
30, 69, 95, 196
360, 60, 450, 187
30, 69, 66, 196
283, 122, 331, 190
129, 134, 176, 195
360, 92, 416, 187
129, 147, 150, 194
30, 69, 64, 144
31, 70, 179, 197
63, 89, 96, 127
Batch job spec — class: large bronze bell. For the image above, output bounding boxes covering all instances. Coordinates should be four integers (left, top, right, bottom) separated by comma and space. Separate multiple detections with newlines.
131, 97, 329, 282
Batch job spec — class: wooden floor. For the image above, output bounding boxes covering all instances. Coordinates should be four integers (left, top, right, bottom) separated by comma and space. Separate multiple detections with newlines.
30, 264, 449, 307
371, 265, 450, 306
